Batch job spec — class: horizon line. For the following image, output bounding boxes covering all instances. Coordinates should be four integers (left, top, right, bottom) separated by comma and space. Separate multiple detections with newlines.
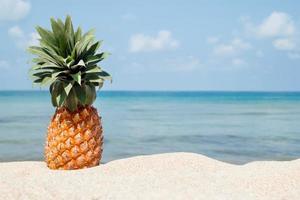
0, 89, 300, 93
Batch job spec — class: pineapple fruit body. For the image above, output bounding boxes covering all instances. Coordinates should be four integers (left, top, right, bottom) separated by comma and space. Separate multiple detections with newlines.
45, 106, 103, 170
28, 16, 111, 170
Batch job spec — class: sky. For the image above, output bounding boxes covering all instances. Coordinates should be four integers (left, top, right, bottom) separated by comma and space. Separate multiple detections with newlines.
0, 0, 300, 91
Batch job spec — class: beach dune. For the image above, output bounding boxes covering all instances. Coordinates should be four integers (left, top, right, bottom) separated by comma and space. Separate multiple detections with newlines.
1, 152, 300, 200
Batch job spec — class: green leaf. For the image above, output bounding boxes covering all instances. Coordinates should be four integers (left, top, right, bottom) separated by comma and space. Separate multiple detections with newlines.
39, 40, 60, 55
28, 46, 65, 67
85, 66, 102, 73
86, 70, 112, 83
57, 19, 65, 29
99, 71, 112, 83
35, 26, 56, 47
33, 78, 43, 83
56, 92, 66, 107
50, 18, 63, 37
65, 56, 76, 68
40, 66, 63, 71
74, 85, 86, 104
77, 59, 86, 67
86, 52, 109, 66
40, 76, 57, 86
69, 59, 85, 71
91, 80, 104, 90
31, 58, 46, 65
83, 73, 100, 81
51, 70, 70, 78
50, 81, 62, 106
35, 26, 61, 55
64, 15, 75, 55
65, 15, 74, 39
90, 77, 104, 83
50, 18, 68, 57
64, 82, 73, 96
49, 83, 56, 106
64, 88, 78, 112
32, 71, 52, 78
84, 83, 96, 105
81, 29, 95, 41
75, 29, 95, 57
29, 65, 41, 71
28, 16, 112, 94
81, 41, 101, 58
98, 82, 104, 90
54, 81, 67, 106
30, 69, 58, 80
71, 71, 81, 85
75, 27, 82, 42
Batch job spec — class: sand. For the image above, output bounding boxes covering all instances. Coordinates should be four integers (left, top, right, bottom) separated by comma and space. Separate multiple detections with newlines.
1, 153, 300, 200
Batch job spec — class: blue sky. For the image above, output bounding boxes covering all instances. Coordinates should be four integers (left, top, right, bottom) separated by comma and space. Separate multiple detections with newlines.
0, 0, 300, 91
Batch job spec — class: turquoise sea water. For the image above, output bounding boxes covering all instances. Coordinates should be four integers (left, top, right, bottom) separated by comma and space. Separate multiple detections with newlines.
0, 91, 300, 164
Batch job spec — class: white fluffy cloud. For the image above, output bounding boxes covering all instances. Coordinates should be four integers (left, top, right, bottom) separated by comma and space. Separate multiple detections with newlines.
257, 12, 299, 55
0, 0, 30, 21
8, 26, 39, 49
27, 32, 40, 46
256, 11, 295, 38
8, 26, 24, 38
206, 37, 250, 68
129, 30, 179, 52
242, 11, 299, 57
273, 38, 295, 50
213, 38, 251, 56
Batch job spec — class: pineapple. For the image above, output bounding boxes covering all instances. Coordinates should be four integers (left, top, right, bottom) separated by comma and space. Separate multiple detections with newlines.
28, 16, 111, 170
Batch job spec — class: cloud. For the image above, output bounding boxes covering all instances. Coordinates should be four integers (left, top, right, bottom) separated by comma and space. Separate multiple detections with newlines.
8, 26, 24, 38
213, 38, 251, 56
0, 0, 30, 21
255, 11, 295, 38
8, 26, 40, 49
207, 37, 250, 68
272, 38, 295, 51
27, 32, 40, 46
129, 30, 179, 52
241, 11, 299, 57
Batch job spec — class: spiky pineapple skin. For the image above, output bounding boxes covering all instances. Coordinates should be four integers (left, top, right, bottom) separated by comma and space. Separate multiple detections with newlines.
45, 106, 103, 170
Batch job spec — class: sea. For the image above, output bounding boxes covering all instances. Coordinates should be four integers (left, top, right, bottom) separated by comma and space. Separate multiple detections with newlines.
0, 91, 300, 164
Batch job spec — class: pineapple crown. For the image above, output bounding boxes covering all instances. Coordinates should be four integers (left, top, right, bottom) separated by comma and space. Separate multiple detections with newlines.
28, 15, 111, 112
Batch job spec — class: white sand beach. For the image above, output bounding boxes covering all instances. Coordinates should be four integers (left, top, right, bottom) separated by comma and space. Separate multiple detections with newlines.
1, 152, 300, 200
